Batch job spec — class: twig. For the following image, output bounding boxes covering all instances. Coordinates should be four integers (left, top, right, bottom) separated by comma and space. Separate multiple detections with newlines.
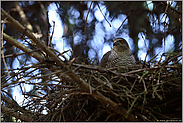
49, 21, 55, 46
96, 2, 111, 27
130, 79, 137, 92
147, 106, 171, 120
147, 52, 160, 63
72, 63, 137, 78
161, 1, 182, 15
15, 1, 33, 31
137, 70, 148, 94
116, 15, 128, 33
84, 1, 93, 33
49, 47, 69, 62
143, 49, 150, 68
116, 2, 135, 33
74, 97, 89, 121
160, 2, 169, 22
46, 10, 51, 46
123, 92, 143, 120
69, 58, 75, 69
1, 17, 10, 78
2, 33, 44, 62
3, 49, 42, 58
111, 13, 118, 22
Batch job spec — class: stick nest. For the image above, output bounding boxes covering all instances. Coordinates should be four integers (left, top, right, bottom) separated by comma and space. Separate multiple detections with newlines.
1, 49, 182, 122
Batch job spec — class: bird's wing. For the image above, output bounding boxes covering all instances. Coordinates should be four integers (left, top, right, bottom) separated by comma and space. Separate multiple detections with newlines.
100, 51, 111, 67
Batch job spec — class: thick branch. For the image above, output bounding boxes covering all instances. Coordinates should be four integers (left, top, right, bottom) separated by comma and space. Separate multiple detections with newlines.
3, 33, 44, 61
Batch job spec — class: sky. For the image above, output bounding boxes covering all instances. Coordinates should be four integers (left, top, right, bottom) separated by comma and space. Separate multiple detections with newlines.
9, 1, 181, 115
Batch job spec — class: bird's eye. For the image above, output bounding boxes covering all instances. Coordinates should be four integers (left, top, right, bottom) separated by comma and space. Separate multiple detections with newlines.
119, 40, 123, 44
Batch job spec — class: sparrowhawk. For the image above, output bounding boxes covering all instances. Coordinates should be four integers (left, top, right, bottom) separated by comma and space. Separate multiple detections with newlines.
100, 38, 136, 68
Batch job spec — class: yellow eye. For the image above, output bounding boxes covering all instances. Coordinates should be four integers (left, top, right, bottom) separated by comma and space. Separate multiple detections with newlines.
119, 40, 123, 44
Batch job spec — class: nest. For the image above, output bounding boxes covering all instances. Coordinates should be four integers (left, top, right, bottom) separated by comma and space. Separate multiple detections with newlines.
1, 49, 182, 122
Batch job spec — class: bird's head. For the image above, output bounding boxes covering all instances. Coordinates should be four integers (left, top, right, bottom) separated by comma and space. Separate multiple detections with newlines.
113, 38, 130, 52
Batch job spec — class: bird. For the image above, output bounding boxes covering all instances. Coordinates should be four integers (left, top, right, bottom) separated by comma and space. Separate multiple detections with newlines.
100, 38, 136, 68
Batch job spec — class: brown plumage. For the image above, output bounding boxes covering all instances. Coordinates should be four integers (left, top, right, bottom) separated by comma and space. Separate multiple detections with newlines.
100, 38, 136, 68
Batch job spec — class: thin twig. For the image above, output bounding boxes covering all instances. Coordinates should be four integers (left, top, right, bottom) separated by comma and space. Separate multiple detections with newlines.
74, 97, 89, 121
49, 47, 69, 62
143, 49, 150, 68
46, 10, 51, 47
161, 1, 182, 15
111, 13, 118, 22
96, 2, 111, 27
3, 49, 42, 58
116, 2, 135, 33
49, 21, 55, 46
116, 15, 128, 33
84, 1, 93, 33
1, 17, 10, 78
